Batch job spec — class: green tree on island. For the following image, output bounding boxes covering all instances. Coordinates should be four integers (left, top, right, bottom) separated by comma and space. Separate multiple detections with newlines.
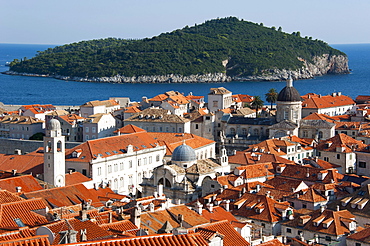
250, 96, 264, 117
265, 88, 278, 109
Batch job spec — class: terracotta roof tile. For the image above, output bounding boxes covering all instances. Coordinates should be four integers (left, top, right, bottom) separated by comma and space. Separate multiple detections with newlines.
65, 172, 92, 186
148, 132, 214, 156
22, 184, 103, 209
0, 199, 48, 230
301, 93, 355, 109
195, 220, 249, 246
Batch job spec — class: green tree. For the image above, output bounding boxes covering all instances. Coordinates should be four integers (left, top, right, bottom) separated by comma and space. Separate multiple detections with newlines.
265, 88, 278, 109
250, 95, 264, 117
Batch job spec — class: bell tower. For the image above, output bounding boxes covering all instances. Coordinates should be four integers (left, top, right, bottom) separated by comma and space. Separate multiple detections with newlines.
43, 118, 65, 187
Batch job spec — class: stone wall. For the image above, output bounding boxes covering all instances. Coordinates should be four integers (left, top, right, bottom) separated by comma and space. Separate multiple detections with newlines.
0, 139, 80, 155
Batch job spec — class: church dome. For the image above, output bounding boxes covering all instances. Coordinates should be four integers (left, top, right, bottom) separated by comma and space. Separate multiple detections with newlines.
172, 142, 197, 162
48, 118, 61, 131
277, 76, 301, 102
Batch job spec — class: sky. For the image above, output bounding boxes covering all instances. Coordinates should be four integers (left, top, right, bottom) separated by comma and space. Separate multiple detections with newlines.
1, 0, 369, 45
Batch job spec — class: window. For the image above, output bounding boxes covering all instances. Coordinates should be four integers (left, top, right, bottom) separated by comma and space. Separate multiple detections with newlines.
156, 155, 160, 162
284, 110, 289, 120
302, 204, 307, 208
213, 101, 218, 107
318, 131, 323, 139
129, 160, 132, 168
242, 128, 247, 136
303, 130, 308, 138
114, 164, 118, 172
108, 165, 112, 173
92, 127, 96, 133
286, 228, 291, 233
138, 159, 141, 166
97, 167, 102, 176
85, 127, 89, 133
324, 157, 329, 162
359, 161, 366, 168
325, 236, 331, 242
149, 156, 152, 164
82, 169, 87, 176
337, 154, 340, 159
355, 243, 361, 246
230, 128, 236, 135
195, 124, 199, 130
144, 157, 147, 165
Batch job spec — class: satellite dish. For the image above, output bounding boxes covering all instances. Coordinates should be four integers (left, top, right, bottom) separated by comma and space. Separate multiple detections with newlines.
36, 226, 55, 244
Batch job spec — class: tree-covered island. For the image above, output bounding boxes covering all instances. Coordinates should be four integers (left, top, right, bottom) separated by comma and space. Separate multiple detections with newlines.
7, 17, 349, 83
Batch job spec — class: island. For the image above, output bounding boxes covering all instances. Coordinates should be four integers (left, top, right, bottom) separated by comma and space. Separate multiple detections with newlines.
5, 17, 349, 83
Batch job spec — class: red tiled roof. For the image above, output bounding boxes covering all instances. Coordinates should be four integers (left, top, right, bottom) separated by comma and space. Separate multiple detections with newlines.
195, 220, 249, 246
200, 206, 239, 223
316, 133, 367, 153
0, 235, 50, 246
0, 199, 48, 230
66, 130, 160, 163
22, 184, 103, 209
0, 154, 44, 175
302, 112, 336, 123
284, 208, 357, 236
65, 172, 92, 186
0, 175, 43, 193
64, 233, 208, 246
148, 132, 214, 156
301, 94, 355, 109
229, 151, 294, 165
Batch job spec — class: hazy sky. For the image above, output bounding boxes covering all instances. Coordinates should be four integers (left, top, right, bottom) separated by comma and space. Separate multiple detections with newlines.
2, 0, 369, 45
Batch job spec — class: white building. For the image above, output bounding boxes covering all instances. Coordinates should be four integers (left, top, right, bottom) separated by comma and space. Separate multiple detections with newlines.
301, 92, 355, 118
83, 113, 116, 141
208, 87, 233, 113
80, 99, 120, 118
65, 127, 167, 195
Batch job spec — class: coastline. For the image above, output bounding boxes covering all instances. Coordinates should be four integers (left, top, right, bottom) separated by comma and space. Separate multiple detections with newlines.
1, 70, 328, 84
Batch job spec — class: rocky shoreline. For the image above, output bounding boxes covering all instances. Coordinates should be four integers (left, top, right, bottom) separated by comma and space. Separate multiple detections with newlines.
3, 54, 349, 84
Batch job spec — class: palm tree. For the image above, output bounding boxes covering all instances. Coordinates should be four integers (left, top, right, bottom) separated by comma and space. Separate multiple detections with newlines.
250, 96, 264, 117
265, 88, 278, 109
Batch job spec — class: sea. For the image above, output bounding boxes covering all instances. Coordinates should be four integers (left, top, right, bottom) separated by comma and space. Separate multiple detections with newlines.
0, 43, 369, 106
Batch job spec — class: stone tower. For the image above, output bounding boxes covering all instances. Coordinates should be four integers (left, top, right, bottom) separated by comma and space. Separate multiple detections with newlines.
276, 75, 302, 124
43, 118, 65, 187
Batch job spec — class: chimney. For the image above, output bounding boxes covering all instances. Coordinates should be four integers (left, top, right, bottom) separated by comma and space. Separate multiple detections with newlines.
149, 202, 155, 212
225, 200, 230, 212
256, 184, 261, 192
157, 184, 164, 197
14, 149, 21, 155
206, 203, 214, 213
320, 205, 326, 213
130, 205, 141, 228
336, 205, 340, 211
16, 186, 22, 193
80, 202, 88, 221
108, 211, 113, 223
12, 169, 17, 176
195, 202, 203, 215
80, 229, 87, 242
265, 190, 271, 198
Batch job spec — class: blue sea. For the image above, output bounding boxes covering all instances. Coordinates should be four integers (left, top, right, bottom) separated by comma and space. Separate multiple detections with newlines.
0, 43, 369, 106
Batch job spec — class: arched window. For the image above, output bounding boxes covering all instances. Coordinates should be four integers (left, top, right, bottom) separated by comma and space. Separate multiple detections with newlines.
318, 131, 323, 139
158, 178, 171, 188
113, 179, 118, 190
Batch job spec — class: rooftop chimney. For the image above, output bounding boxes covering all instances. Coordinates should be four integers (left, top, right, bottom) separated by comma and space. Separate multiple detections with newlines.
225, 200, 230, 212
206, 203, 214, 213
16, 186, 22, 193
195, 202, 203, 215
130, 205, 141, 228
